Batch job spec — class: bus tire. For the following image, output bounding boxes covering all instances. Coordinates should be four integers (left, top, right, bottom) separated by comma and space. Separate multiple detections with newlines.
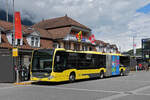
69, 72, 76, 82
120, 69, 124, 76
100, 71, 104, 79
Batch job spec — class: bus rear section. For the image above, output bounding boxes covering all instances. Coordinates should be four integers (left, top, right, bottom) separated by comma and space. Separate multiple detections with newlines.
105, 55, 130, 77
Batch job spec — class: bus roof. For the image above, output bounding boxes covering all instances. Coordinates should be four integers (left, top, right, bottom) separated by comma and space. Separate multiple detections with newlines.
54, 48, 123, 56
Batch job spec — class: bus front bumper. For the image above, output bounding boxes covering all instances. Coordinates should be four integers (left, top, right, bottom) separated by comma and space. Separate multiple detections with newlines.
31, 76, 67, 82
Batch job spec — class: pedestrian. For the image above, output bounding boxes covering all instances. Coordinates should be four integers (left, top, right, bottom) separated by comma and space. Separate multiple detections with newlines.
139, 63, 142, 70
143, 62, 148, 71
135, 65, 138, 72
145, 63, 149, 71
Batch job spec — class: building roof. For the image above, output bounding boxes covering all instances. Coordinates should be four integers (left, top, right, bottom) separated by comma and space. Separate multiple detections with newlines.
40, 39, 53, 49
0, 20, 54, 50
0, 20, 28, 32
95, 40, 105, 45
33, 15, 91, 31
47, 27, 71, 39
23, 27, 53, 39
0, 20, 13, 31
0, 20, 54, 39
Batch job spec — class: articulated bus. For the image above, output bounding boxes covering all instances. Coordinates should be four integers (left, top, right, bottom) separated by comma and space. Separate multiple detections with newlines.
30, 48, 130, 82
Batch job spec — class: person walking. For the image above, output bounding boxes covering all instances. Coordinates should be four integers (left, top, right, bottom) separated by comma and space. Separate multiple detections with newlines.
145, 63, 149, 71
135, 65, 138, 72
139, 63, 142, 70
143, 62, 149, 71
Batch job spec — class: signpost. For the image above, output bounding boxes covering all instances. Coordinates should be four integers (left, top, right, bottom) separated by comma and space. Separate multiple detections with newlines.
12, 0, 22, 83
12, 48, 18, 57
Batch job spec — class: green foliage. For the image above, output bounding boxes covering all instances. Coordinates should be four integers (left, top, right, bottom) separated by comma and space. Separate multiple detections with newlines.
123, 48, 142, 56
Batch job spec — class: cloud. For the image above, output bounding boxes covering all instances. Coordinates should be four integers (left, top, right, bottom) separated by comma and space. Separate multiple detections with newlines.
1, 0, 150, 52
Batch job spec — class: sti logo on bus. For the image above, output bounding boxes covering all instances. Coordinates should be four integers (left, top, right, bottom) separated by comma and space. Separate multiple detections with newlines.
112, 56, 120, 75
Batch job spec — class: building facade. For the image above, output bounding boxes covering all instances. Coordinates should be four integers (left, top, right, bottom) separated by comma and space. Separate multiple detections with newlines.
142, 38, 150, 63
95, 40, 119, 53
33, 15, 96, 51
0, 15, 119, 82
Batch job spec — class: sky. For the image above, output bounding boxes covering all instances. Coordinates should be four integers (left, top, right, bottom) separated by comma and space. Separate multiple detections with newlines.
1, 0, 150, 52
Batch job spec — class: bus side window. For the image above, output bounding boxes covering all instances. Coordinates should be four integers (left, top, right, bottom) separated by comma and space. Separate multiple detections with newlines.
56, 56, 60, 62
54, 51, 67, 72
97, 55, 106, 68
67, 53, 77, 69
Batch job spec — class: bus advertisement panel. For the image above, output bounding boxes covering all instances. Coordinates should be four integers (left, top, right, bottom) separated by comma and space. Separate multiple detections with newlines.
112, 56, 120, 75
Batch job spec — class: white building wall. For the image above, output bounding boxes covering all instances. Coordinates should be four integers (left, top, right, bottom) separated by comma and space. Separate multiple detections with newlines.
26, 36, 31, 46
6, 33, 12, 44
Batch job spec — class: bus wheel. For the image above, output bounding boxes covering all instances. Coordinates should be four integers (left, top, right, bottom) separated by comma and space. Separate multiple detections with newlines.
69, 72, 76, 82
120, 70, 124, 76
100, 71, 104, 79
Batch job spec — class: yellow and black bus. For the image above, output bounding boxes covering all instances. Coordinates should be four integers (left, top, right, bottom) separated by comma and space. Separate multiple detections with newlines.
30, 48, 130, 82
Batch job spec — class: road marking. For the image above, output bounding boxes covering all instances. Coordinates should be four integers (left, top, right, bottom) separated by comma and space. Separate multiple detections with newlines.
134, 93, 150, 96
97, 93, 129, 100
131, 85, 150, 93
98, 91, 150, 100
97, 83, 150, 100
0, 86, 20, 90
0, 84, 31, 90
108, 79, 150, 83
31, 85, 123, 94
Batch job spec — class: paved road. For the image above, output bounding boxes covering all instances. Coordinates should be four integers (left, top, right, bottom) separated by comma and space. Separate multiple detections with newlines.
1, 71, 150, 100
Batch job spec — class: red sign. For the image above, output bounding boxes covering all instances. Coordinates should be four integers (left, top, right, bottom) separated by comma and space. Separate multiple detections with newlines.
15, 12, 22, 39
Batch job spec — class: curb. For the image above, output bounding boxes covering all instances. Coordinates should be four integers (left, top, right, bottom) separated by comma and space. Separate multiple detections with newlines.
14, 81, 35, 85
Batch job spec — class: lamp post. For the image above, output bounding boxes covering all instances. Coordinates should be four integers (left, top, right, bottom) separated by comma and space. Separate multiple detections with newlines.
133, 35, 136, 57
12, 0, 19, 83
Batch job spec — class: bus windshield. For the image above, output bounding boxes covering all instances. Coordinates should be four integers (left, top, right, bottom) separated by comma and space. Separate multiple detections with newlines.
32, 50, 54, 73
